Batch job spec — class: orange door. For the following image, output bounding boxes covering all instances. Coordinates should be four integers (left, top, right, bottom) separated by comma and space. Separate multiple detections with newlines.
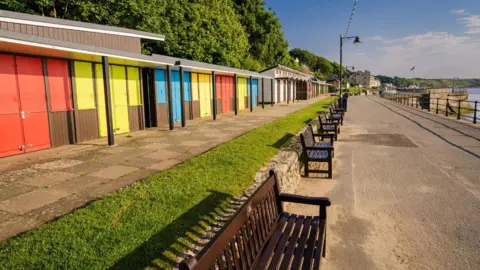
16, 56, 50, 153
0, 54, 24, 158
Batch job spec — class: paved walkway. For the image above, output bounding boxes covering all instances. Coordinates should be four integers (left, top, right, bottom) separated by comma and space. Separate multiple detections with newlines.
0, 97, 326, 242
289, 96, 480, 269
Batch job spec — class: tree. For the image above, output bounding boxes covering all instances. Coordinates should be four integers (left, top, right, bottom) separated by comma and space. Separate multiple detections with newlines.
233, 0, 290, 69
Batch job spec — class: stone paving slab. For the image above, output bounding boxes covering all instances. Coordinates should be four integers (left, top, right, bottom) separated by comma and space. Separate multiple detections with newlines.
26, 193, 96, 222
0, 96, 326, 241
0, 216, 43, 242
148, 159, 182, 171
88, 165, 139, 179
144, 150, 182, 160
0, 189, 70, 214
0, 183, 36, 201
51, 175, 109, 194
19, 171, 78, 187
61, 161, 107, 175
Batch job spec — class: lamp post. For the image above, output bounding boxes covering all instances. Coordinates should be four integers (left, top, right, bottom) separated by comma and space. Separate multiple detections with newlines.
340, 35, 360, 107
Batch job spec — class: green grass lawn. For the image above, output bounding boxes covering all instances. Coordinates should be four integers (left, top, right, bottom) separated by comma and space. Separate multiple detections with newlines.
0, 97, 336, 269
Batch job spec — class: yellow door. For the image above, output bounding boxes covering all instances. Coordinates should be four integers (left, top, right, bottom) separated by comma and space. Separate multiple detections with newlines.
95, 64, 108, 137
238, 78, 247, 110
110, 66, 129, 134
199, 73, 211, 117
95, 65, 130, 136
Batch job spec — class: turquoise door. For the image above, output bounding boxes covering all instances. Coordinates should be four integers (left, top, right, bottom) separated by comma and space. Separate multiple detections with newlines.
171, 71, 182, 122
252, 79, 258, 108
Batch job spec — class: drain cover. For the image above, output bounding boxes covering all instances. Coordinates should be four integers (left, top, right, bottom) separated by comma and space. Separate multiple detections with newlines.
343, 134, 418, 147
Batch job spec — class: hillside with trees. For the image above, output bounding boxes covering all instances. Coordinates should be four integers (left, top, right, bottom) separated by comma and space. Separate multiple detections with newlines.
1, 0, 344, 77
376, 75, 480, 88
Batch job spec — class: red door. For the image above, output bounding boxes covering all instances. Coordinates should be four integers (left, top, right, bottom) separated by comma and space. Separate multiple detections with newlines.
222, 76, 232, 112
0, 54, 24, 158
16, 56, 50, 153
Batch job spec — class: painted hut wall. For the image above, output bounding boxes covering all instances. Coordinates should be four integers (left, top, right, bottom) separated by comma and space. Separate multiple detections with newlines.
237, 77, 248, 110
190, 72, 201, 119
198, 73, 212, 117
72, 61, 99, 142
0, 54, 51, 157
45, 59, 74, 147
127, 67, 143, 132
155, 69, 169, 126
0, 21, 141, 53
216, 75, 234, 113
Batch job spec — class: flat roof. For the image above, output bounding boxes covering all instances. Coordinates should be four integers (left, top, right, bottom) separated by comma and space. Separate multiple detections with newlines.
157, 56, 272, 78
0, 29, 170, 67
0, 9, 165, 42
0, 29, 274, 79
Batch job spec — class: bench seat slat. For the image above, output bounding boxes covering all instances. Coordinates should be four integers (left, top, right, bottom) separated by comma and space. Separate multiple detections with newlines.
279, 215, 306, 269
307, 150, 329, 160
313, 219, 326, 270
268, 214, 298, 270
302, 217, 320, 270
314, 141, 332, 148
290, 216, 313, 270
256, 214, 289, 269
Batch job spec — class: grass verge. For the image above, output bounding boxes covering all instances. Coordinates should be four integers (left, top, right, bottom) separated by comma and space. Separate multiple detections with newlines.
0, 97, 335, 269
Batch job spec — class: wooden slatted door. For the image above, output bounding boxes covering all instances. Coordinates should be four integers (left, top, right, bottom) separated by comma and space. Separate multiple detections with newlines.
110, 66, 129, 134
252, 79, 258, 108
237, 77, 247, 110
223, 76, 233, 112
15, 56, 51, 153
199, 73, 211, 117
171, 71, 182, 123
0, 54, 25, 158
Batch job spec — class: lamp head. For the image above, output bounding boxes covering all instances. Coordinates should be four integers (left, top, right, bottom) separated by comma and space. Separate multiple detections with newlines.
353, 36, 361, 45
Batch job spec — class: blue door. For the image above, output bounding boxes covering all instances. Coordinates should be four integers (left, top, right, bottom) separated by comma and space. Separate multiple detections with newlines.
184, 72, 191, 102
252, 79, 258, 108
155, 69, 166, 104
171, 71, 182, 123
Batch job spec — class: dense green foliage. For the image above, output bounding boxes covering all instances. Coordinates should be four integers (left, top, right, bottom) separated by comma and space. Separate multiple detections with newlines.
289, 48, 346, 79
377, 75, 480, 88
0, 98, 335, 269
0, 0, 303, 71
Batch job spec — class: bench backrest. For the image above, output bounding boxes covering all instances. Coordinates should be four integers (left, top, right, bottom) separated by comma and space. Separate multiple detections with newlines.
300, 125, 315, 151
179, 171, 283, 270
318, 114, 327, 126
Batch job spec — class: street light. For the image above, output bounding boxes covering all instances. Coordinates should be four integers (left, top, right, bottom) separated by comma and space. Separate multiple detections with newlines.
340, 35, 360, 106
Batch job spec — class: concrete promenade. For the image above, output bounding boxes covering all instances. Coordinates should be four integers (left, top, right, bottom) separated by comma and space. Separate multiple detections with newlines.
290, 96, 480, 269
0, 97, 326, 242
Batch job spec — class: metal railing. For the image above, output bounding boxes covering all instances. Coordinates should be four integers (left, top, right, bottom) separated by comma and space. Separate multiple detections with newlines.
382, 93, 478, 124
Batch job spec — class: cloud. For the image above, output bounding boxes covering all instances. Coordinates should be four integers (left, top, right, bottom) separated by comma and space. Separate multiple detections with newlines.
459, 14, 480, 34
340, 32, 480, 78
366, 36, 383, 41
451, 9, 466, 15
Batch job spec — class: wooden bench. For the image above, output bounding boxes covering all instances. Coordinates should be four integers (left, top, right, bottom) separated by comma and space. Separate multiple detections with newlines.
300, 125, 333, 178
318, 114, 340, 141
328, 107, 343, 125
179, 170, 331, 270
332, 101, 345, 115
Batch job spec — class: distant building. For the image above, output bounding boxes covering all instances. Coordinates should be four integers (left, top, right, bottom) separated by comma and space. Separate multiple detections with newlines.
348, 70, 381, 88
326, 75, 340, 89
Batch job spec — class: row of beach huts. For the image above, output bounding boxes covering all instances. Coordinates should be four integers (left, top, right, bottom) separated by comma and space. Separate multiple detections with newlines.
0, 10, 331, 158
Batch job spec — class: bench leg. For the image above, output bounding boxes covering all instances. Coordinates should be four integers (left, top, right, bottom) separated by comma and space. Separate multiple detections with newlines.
323, 227, 327, 257
305, 160, 309, 177
328, 158, 332, 179
334, 130, 338, 141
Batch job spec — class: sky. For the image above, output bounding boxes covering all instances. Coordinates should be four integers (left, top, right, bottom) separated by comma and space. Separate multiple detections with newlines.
263, 0, 480, 79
